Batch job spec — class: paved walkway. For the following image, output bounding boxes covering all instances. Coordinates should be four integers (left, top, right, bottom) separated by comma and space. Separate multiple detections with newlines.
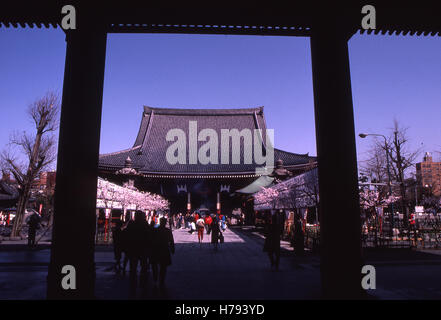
96, 226, 321, 299
1, 226, 441, 299
0, 226, 321, 299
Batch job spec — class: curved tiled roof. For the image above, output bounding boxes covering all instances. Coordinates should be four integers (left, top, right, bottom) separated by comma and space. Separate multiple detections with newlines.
99, 106, 315, 174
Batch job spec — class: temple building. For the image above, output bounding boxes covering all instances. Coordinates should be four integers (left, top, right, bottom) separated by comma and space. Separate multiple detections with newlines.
98, 106, 316, 216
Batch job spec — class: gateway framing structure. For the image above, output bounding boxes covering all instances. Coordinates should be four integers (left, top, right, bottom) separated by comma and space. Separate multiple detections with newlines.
2, 2, 440, 299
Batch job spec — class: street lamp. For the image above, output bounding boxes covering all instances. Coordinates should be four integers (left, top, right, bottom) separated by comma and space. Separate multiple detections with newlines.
359, 133, 395, 238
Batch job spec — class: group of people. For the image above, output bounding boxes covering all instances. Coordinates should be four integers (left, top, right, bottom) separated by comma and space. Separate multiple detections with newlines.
112, 211, 175, 292
112, 208, 303, 292
172, 212, 225, 230
195, 213, 225, 250
172, 212, 226, 249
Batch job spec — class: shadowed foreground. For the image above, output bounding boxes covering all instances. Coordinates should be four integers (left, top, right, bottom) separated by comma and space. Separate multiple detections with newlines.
1, 227, 441, 299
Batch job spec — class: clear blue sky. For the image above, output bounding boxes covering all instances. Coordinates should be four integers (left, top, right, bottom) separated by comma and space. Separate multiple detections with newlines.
1, 27, 440, 167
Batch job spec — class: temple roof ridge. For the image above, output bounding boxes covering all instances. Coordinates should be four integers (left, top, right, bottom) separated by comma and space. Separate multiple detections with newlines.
99, 145, 141, 157
273, 147, 312, 159
143, 105, 264, 116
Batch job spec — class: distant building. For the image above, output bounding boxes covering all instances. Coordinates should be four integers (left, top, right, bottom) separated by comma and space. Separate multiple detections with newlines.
38, 171, 56, 194
416, 152, 441, 197
30, 171, 56, 197
99, 106, 317, 215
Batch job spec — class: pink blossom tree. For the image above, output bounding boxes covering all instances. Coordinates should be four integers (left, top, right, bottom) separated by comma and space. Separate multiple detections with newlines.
254, 187, 280, 211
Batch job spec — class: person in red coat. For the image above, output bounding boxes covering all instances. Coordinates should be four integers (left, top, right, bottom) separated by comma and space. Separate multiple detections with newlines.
204, 214, 212, 233
196, 216, 205, 243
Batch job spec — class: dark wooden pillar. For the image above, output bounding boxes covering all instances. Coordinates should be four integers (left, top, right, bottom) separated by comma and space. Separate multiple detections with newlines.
47, 25, 107, 299
310, 28, 363, 298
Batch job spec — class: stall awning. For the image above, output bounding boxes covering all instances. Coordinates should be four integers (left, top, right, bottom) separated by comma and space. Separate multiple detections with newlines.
235, 175, 275, 194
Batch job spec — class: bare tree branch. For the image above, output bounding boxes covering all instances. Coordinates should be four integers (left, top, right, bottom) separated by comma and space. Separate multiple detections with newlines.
1, 91, 60, 237
361, 119, 422, 222
28, 91, 60, 134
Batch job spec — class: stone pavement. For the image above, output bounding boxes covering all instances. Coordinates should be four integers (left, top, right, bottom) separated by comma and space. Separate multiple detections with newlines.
95, 226, 321, 300
1, 226, 441, 299
0, 226, 321, 300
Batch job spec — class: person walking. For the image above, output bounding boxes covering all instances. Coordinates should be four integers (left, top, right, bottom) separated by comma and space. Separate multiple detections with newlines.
189, 219, 197, 234
293, 212, 304, 256
149, 216, 156, 228
120, 220, 130, 274
27, 212, 41, 248
125, 210, 152, 293
184, 213, 189, 229
220, 214, 227, 232
173, 214, 177, 229
204, 214, 212, 234
196, 216, 205, 244
112, 218, 124, 272
211, 217, 221, 251
150, 217, 175, 287
168, 213, 173, 230
176, 213, 181, 229
263, 214, 282, 270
